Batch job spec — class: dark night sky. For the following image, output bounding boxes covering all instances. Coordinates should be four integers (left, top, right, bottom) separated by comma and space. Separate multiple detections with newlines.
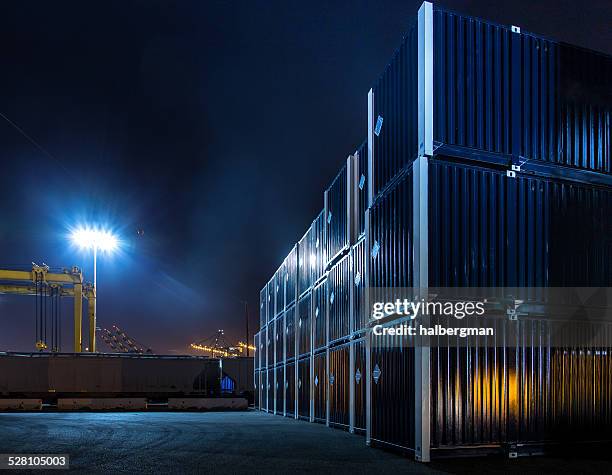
0, 1, 610, 353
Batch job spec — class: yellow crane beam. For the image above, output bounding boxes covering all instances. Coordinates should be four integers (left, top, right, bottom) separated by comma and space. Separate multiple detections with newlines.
0, 264, 96, 353
0, 269, 83, 285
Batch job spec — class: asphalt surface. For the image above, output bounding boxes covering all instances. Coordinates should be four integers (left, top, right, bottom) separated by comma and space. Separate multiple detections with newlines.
0, 411, 609, 474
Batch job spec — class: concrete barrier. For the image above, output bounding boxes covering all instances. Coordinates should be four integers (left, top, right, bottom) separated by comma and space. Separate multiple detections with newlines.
57, 398, 147, 411
0, 399, 43, 410
168, 397, 248, 410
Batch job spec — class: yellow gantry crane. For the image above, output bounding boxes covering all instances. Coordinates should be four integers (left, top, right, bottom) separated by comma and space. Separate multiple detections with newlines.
0, 263, 96, 352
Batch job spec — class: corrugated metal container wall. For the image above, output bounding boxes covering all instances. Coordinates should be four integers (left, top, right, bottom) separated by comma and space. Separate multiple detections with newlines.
372, 17, 419, 199
355, 141, 368, 237
328, 255, 351, 343
298, 227, 312, 296
285, 361, 296, 417
254, 370, 260, 410
311, 211, 327, 283
259, 329, 266, 369
275, 365, 283, 415
353, 339, 367, 432
428, 158, 612, 287
275, 316, 284, 365
297, 357, 310, 420
313, 279, 327, 350
428, 159, 511, 287
253, 332, 261, 371
325, 164, 349, 265
285, 306, 296, 362
267, 367, 274, 413
313, 352, 327, 423
328, 343, 350, 428
266, 278, 275, 324
369, 170, 414, 290
430, 322, 612, 448
261, 369, 268, 412
266, 325, 274, 369
274, 265, 285, 317
285, 245, 298, 308
260, 287, 267, 328
541, 42, 611, 174
297, 292, 312, 358
433, 7, 611, 175
433, 10, 513, 159
370, 318, 416, 451
518, 173, 612, 286
352, 238, 367, 334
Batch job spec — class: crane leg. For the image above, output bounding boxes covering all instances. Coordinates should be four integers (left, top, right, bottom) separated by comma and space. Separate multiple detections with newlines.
73, 283, 82, 353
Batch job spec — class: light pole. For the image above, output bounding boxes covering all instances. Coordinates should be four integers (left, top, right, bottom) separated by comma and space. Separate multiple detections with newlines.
70, 227, 119, 352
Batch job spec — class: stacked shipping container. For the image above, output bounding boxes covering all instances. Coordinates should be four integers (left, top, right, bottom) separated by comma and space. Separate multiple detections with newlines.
254, 0, 612, 461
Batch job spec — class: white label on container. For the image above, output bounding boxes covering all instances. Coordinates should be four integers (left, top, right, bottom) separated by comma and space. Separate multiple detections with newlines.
374, 115, 383, 136
330, 291, 335, 305
354, 272, 361, 286
329, 374, 335, 385
371, 240, 380, 259
373, 364, 381, 384
359, 174, 366, 190
314, 376, 319, 387
355, 368, 362, 384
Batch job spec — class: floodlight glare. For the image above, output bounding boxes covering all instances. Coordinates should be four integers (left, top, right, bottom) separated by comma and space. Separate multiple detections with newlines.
70, 227, 119, 253
68, 226, 120, 353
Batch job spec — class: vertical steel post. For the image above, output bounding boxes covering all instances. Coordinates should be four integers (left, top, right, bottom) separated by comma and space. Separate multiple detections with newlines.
294, 244, 299, 419
365, 325, 372, 445
413, 156, 430, 462
366, 84, 375, 446
349, 331, 356, 433
326, 345, 330, 427
364, 208, 372, 445
348, 151, 358, 432
308, 289, 314, 422
414, 0, 433, 462
347, 154, 359, 246
282, 310, 286, 416
367, 89, 375, 208
418, 1, 434, 158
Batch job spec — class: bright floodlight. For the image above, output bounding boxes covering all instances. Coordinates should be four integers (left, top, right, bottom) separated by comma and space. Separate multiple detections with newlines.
70, 227, 119, 252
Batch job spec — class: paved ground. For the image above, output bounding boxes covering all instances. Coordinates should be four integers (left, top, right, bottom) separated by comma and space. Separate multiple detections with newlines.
0, 411, 609, 474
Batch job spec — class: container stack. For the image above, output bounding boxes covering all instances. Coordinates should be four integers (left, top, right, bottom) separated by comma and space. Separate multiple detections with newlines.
254, 1, 612, 462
